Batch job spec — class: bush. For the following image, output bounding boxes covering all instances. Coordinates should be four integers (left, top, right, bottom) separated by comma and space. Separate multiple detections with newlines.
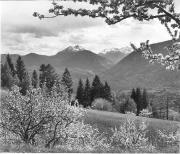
139, 109, 152, 118
110, 117, 156, 153
91, 98, 113, 112
63, 121, 110, 152
0, 84, 85, 148
119, 98, 137, 114
0, 85, 110, 152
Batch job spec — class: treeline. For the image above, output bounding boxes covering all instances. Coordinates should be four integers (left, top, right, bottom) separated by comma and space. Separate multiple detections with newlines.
1, 54, 151, 117
130, 88, 148, 115
1, 55, 73, 97
1, 55, 112, 107
76, 75, 112, 108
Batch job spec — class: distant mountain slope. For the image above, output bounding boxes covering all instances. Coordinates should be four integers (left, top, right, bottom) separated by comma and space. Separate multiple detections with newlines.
99, 47, 131, 64
102, 40, 180, 91
1, 45, 113, 88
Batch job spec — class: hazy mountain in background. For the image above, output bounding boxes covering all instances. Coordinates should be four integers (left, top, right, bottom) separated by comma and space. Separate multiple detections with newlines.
2, 41, 180, 91
99, 47, 132, 64
101, 40, 180, 91
1, 45, 113, 88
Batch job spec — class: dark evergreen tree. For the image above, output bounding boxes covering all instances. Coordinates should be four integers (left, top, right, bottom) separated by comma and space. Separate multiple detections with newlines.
120, 98, 136, 114
1, 64, 6, 88
91, 75, 103, 102
130, 88, 136, 101
39, 64, 47, 88
102, 81, 112, 101
61, 68, 73, 98
16, 56, 26, 82
31, 70, 38, 88
6, 54, 16, 76
15, 56, 30, 94
1, 62, 14, 89
76, 79, 84, 106
84, 78, 91, 107
20, 71, 30, 95
136, 88, 142, 115
45, 64, 58, 90
142, 88, 148, 109
39, 64, 58, 91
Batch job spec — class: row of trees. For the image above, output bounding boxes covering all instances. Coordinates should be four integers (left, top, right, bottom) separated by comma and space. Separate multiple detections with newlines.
1, 55, 30, 95
76, 75, 112, 108
1, 55, 73, 97
131, 88, 149, 115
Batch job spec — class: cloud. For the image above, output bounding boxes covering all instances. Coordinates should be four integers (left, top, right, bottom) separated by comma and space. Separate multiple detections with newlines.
1, 0, 180, 55
8, 25, 58, 38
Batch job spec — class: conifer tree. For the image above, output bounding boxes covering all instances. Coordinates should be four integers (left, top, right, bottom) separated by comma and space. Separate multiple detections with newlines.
142, 89, 148, 109
31, 70, 38, 88
1, 62, 14, 89
103, 81, 112, 101
39, 64, 58, 91
20, 71, 31, 95
1, 64, 6, 88
91, 75, 103, 101
131, 88, 136, 101
76, 79, 84, 106
16, 56, 26, 82
84, 78, 91, 107
61, 68, 73, 97
39, 64, 47, 88
46, 64, 58, 90
136, 88, 142, 116
6, 54, 16, 76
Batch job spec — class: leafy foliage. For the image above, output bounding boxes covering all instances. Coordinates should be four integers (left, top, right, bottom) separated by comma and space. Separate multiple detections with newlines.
33, 0, 180, 27
110, 117, 156, 152
92, 98, 113, 112
139, 109, 152, 117
120, 98, 137, 114
131, 39, 180, 70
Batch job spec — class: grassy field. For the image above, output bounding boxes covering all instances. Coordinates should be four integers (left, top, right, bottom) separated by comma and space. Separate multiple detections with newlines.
1, 89, 179, 152
84, 109, 180, 152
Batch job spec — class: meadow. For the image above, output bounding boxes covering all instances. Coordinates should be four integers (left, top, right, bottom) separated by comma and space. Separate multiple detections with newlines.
0, 89, 180, 153
84, 109, 180, 153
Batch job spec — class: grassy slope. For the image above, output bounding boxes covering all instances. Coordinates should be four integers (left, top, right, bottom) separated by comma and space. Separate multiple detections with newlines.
84, 109, 180, 152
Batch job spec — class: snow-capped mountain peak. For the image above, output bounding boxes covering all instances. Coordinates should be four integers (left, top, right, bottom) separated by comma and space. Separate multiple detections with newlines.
66, 45, 85, 52
101, 47, 132, 54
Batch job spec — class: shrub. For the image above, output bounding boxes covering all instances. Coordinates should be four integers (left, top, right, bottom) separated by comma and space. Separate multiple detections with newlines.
110, 117, 156, 153
120, 98, 137, 114
64, 121, 110, 152
0, 84, 84, 148
139, 109, 152, 118
157, 124, 180, 151
91, 98, 113, 112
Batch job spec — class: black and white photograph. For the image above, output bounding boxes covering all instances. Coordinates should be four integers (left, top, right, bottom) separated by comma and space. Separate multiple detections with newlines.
0, 0, 180, 153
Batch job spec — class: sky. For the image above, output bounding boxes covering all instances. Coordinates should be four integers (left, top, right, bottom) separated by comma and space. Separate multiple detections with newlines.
1, 0, 180, 55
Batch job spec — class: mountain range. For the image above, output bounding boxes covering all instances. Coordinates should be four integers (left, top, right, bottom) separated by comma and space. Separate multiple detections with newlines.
99, 47, 131, 64
1, 41, 180, 91
1, 45, 113, 87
